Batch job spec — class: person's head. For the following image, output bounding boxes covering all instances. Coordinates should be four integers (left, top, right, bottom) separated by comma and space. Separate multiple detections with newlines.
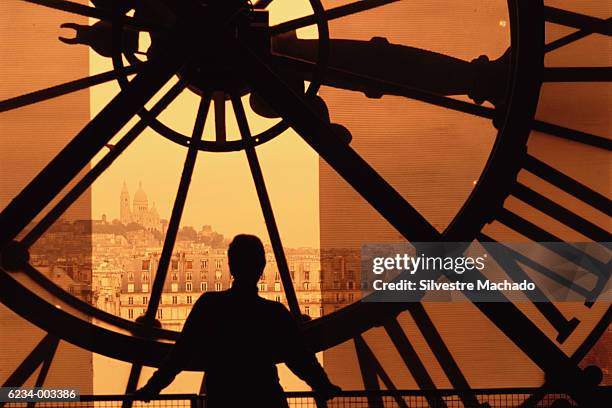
228, 234, 266, 285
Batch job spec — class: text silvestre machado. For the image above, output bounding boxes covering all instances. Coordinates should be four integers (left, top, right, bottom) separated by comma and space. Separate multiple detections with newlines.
370, 253, 536, 292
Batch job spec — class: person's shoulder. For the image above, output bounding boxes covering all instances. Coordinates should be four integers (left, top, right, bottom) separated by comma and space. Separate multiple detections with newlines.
259, 297, 292, 316
195, 290, 230, 307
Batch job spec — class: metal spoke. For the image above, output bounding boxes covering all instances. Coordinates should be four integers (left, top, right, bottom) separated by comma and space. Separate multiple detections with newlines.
20, 80, 188, 248
22, 0, 160, 31
543, 67, 612, 82
406, 305, 480, 407
544, 6, 612, 36
2, 334, 59, 388
0, 42, 187, 248
230, 94, 302, 319
145, 95, 211, 322
237, 46, 442, 242
270, 0, 400, 35
533, 119, 612, 151
126, 96, 208, 401
273, 55, 495, 119
545, 17, 612, 53
0, 63, 145, 113
214, 92, 227, 143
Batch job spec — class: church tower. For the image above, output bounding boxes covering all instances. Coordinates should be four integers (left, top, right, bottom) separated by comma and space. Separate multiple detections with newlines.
119, 181, 132, 225
132, 181, 149, 225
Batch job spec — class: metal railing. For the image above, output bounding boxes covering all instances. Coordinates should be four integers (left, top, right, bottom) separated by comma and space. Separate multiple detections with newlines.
3, 387, 611, 408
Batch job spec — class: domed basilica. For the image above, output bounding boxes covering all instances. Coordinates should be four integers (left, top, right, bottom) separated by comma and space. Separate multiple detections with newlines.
119, 181, 163, 231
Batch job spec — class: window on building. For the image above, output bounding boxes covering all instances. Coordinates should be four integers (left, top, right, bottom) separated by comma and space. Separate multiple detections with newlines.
201, 272, 207, 281
128, 296, 133, 305
259, 283, 267, 292
215, 259, 222, 270
200, 259, 208, 269
274, 272, 280, 281
158, 309, 163, 319
348, 293, 354, 302
142, 283, 149, 292
274, 282, 281, 292
260, 273, 266, 281
186, 272, 192, 281
320, 307, 324, 317
127, 283, 134, 293
171, 283, 178, 292
303, 282, 310, 290
142, 260, 150, 270
171, 273, 178, 281
215, 282, 222, 291
142, 272, 150, 282
127, 272, 134, 282
143, 296, 148, 305
201, 282, 208, 292
347, 281, 355, 290
275, 295, 281, 302
186, 260, 193, 270
186, 282, 193, 292
128, 309, 134, 319
172, 296, 178, 305
304, 306, 310, 316
304, 270, 310, 281
172, 260, 179, 270
186, 295, 193, 304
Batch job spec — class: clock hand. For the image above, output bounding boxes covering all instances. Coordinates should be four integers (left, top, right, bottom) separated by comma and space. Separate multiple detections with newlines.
272, 32, 511, 107
22, 0, 159, 31
236, 40, 441, 243
59, 21, 140, 57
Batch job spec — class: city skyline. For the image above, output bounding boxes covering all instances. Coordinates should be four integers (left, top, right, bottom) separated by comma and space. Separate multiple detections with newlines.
88, 178, 320, 250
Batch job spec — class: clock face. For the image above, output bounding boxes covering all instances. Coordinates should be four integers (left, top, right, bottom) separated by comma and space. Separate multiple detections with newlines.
0, 0, 610, 404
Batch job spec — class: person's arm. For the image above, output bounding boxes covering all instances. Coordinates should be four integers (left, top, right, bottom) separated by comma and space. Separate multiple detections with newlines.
133, 295, 208, 400
278, 307, 341, 399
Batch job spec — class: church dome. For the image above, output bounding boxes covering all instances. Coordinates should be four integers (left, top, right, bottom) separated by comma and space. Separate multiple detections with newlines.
133, 181, 148, 205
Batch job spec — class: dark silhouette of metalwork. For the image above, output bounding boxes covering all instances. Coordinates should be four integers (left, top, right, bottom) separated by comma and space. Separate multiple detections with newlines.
1, 334, 59, 389
132, 235, 341, 407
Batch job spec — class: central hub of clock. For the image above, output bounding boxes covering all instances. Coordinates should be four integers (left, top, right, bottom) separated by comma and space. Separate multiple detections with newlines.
148, 5, 271, 97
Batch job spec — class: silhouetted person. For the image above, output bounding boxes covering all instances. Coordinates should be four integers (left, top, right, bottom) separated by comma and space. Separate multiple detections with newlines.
133, 234, 341, 407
